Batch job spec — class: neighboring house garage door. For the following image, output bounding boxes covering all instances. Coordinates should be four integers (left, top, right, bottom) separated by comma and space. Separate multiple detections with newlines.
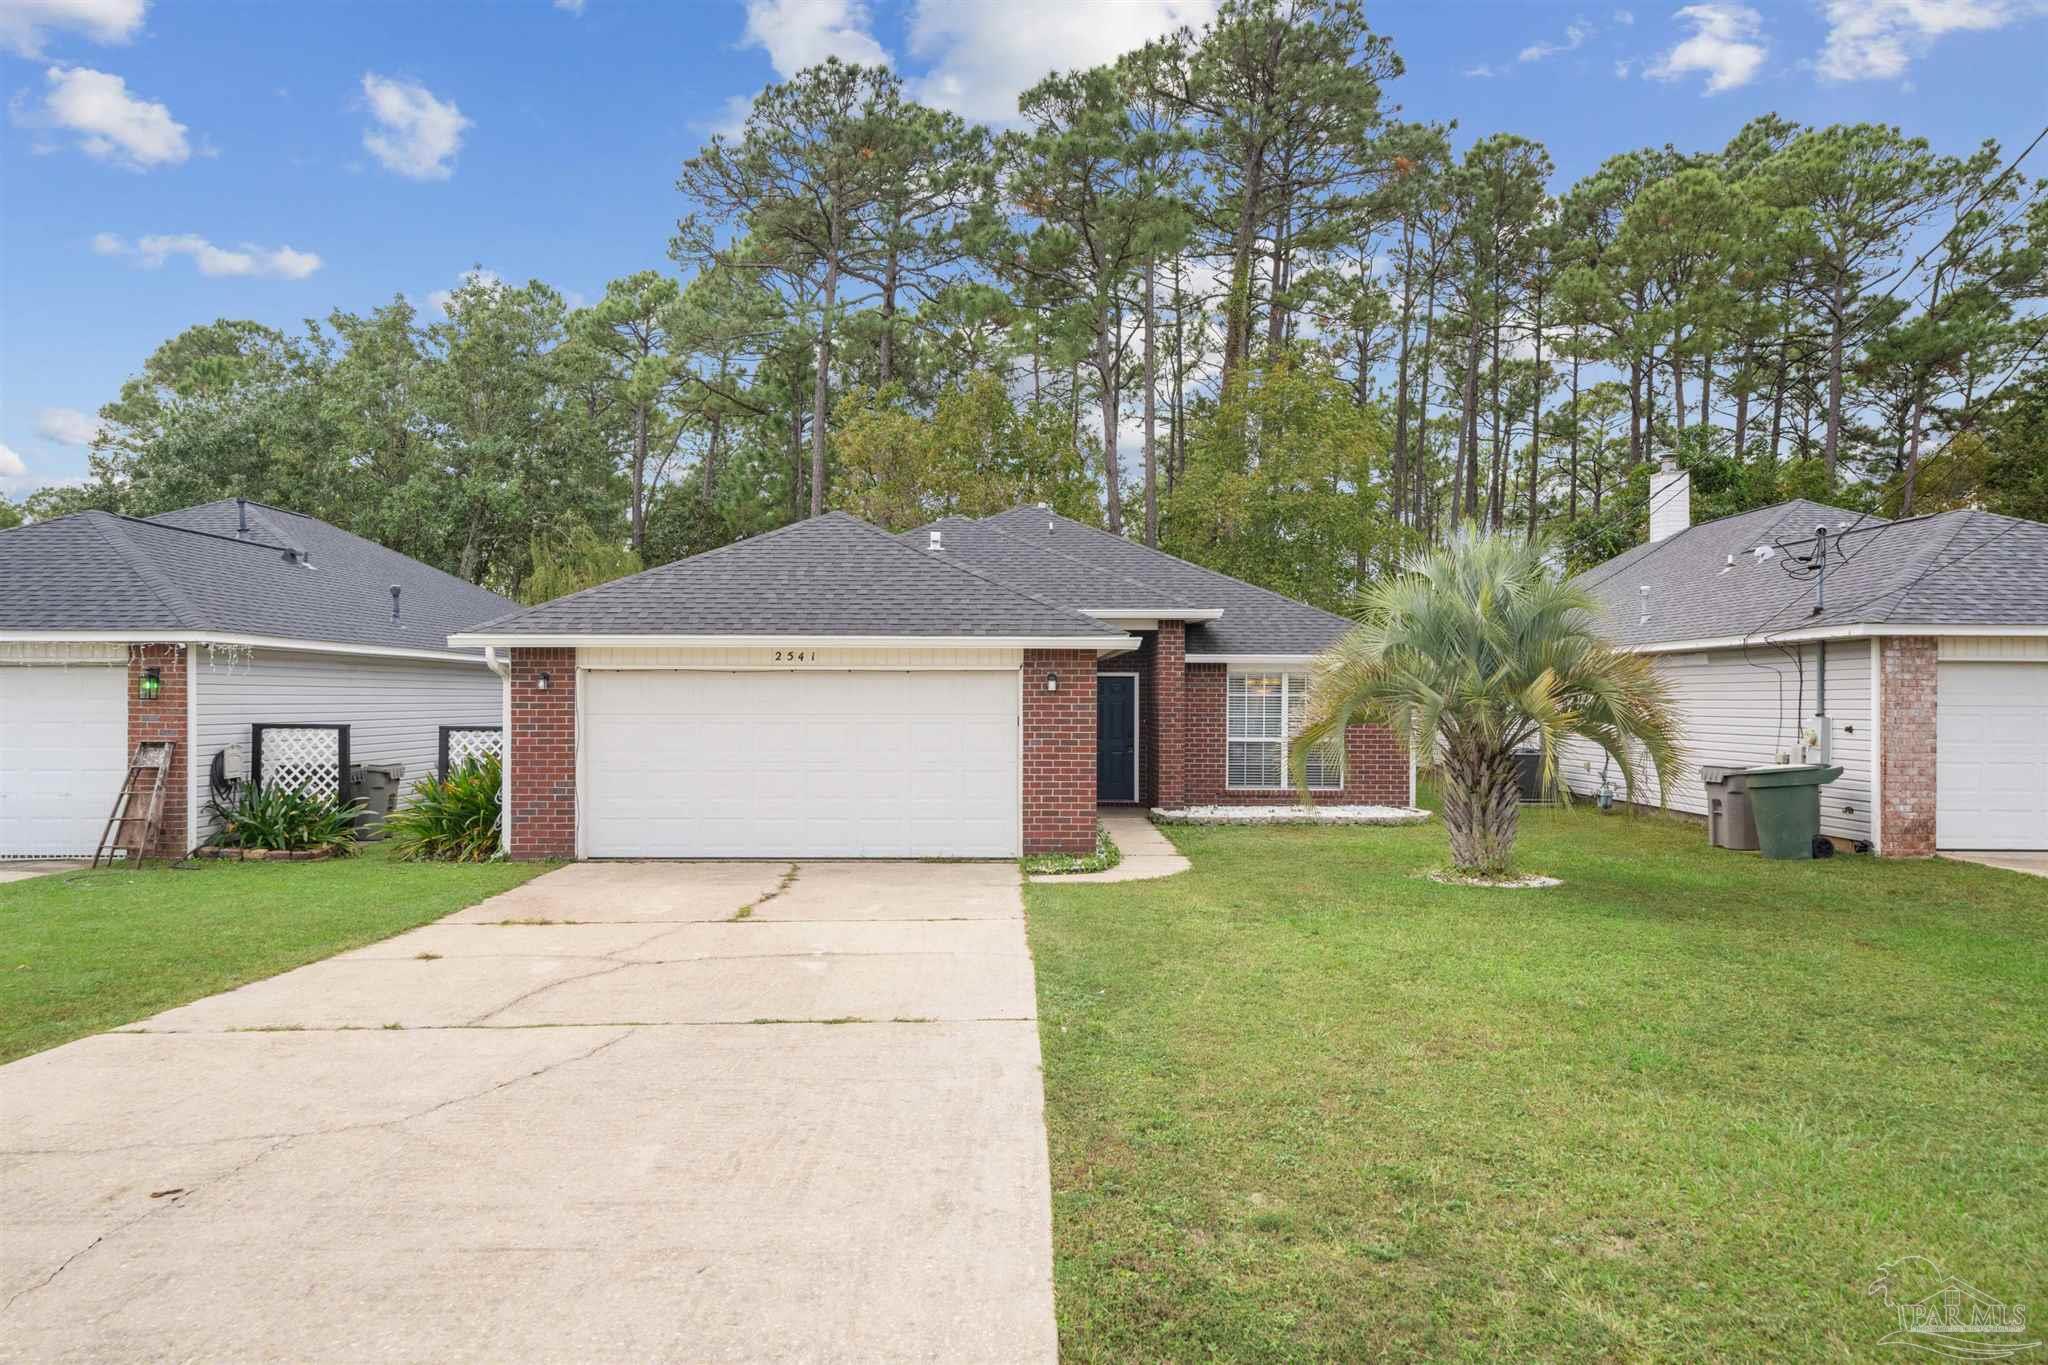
581, 670, 1021, 858
0, 665, 128, 858
1936, 661, 2048, 851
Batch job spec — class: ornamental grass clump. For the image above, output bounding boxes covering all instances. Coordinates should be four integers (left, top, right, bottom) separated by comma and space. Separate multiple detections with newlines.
384, 754, 503, 862
205, 784, 361, 855
1293, 527, 1681, 876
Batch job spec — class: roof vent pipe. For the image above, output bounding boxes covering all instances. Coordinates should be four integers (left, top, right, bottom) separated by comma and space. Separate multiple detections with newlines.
929, 528, 942, 553
390, 584, 402, 623
236, 497, 249, 538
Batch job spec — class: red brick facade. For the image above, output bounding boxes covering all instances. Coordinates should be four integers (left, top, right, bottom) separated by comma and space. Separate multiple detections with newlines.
1022, 649, 1099, 854
1878, 636, 1938, 857
1181, 662, 1409, 807
507, 648, 576, 860
127, 643, 189, 858
502, 636, 1410, 862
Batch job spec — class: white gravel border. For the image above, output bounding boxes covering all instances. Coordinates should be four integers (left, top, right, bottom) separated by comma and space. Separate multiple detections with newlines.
1151, 804, 1432, 827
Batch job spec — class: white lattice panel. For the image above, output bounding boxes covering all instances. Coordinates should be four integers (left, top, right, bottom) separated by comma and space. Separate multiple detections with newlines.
260, 727, 342, 799
447, 728, 501, 771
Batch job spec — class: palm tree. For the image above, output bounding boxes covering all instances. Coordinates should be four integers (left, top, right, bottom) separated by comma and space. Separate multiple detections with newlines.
1293, 527, 1681, 875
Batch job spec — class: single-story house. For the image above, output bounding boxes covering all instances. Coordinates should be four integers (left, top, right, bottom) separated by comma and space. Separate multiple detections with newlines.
1563, 463, 2048, 855
449, 507, 1412, 859
0, 499, 516, 859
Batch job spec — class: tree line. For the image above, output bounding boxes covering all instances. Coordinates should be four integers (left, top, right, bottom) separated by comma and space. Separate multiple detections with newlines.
16, 0, 2045, 608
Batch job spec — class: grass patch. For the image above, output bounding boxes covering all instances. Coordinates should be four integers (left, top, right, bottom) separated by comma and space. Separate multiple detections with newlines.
1022, 821, 1122, 876
0, 846, 550, 1063
1025, 801, 2048, 1360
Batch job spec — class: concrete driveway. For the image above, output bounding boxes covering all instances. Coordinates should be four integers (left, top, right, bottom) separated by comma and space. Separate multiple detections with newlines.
0, 861, 1055, 1363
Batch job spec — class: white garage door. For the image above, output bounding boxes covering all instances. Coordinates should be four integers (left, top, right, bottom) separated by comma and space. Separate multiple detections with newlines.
582, 670, 1020, 858
1937, 661, 2048, 851
0, 665, 128, 858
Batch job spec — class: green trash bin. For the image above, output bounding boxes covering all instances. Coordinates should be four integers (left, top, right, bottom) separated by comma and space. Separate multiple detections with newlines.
1743, 764, 1843, 860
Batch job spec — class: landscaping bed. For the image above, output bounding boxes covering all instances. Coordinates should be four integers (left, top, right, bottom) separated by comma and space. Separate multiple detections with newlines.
1152, 803, 1430, 826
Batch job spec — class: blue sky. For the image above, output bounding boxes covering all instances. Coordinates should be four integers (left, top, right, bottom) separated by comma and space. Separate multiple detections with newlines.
4, 0, 2043, 495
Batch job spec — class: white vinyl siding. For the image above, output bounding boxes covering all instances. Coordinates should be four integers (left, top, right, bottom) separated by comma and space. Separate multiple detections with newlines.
1227, 672, 1340, 791
1559, 643, 1875, 846
193, 647, 499, 834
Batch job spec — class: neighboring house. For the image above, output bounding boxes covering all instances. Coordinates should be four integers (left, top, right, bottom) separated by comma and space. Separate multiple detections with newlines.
1563, 463, 2048, 856
449, 508, 1411, 860
0, 500, 516, 860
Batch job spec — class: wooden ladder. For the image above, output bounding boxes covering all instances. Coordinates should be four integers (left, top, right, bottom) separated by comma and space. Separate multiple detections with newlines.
93, 741, 176, 868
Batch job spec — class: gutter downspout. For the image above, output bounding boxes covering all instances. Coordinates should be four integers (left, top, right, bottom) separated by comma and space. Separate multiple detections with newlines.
485, 647, 512, 855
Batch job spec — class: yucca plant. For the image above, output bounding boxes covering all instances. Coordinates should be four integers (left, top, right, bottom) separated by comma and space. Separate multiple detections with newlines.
384, 754, 502, 862
1294, 527, 1681, 875
206, 784, 361, 854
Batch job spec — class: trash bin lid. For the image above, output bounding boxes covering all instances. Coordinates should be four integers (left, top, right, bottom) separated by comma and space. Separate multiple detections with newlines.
1742, 763, 1843, 788
1700, 764, 1741, 783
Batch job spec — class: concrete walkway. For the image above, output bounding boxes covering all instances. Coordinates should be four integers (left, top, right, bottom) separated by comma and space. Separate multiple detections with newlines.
1028, 808, 1191, 885
0, 861, 1056, 1363
0, 860, 86, 885
1941, 850, 2048, 879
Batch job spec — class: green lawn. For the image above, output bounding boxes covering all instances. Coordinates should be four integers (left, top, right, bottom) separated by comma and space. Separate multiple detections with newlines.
0, 847, 550, 1063
1026, 804, 2048, 1361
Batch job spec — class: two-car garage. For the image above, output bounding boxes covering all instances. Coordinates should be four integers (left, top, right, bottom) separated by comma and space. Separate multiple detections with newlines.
580, 668, 1022, 859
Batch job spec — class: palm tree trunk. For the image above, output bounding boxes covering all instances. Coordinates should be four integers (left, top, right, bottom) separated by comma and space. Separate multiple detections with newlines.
1440, 737, 1521, 874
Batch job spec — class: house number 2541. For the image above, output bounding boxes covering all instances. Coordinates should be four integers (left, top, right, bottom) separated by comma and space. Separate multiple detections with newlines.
773, 649, 816, 662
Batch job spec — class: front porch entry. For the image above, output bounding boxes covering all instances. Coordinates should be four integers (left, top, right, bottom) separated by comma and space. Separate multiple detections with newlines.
1097, 672, 1139, 804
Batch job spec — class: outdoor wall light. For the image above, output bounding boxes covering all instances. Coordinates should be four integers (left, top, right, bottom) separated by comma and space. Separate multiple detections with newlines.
537, 671, 552, 691
1044, 671, 1058, 693
138, 667, 163, 701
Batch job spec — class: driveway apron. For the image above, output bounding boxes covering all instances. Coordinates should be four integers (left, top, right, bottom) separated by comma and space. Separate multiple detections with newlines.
0, 860, 1056, 1364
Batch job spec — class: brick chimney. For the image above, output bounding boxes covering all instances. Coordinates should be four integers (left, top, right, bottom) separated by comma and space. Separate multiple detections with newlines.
1649, 459, 1691, 543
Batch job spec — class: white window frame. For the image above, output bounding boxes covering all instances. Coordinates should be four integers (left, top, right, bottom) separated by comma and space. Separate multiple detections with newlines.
1226, 671, 1342, 791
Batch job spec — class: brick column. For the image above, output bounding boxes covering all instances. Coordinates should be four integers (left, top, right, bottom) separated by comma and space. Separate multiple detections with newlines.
1022, 649, 1097, 854
127, 643, 189, 857
508, 648, 576, 860
1153, 620, 1186, 810
1879, 636, 1937, 856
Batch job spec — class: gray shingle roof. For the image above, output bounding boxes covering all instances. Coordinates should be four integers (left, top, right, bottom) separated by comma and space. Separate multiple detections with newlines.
971, 507, 1357, 655
1572, 500, 2048, 647
459, 511, 1125, 640
894, 516, 1207, 613
0, 501, 518, 656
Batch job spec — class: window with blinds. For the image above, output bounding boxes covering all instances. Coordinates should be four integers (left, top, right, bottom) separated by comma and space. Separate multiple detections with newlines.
1226, 673, 1342, 790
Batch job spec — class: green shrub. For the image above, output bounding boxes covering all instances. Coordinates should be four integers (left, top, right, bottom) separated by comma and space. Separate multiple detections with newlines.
206, 784, 361, 854
384, 754, 502, 862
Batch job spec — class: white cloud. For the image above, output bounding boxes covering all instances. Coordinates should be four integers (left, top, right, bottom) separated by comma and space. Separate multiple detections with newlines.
740, 0, 891, 79
1647, 3, 1766, 93
552, 0, 585, 12
1614, 7, 1636, 23
1614, 57, 1633, 76
1815, 0, 2037, 81
0, 443, 26, 479
1464, 62, 1501, 77
0, 0, 146, 57
93, 231, 323, 279
36, 406, 101, 446
359, 73, 470, 181
1520, 19, 1593, 61
907, 0, 1215, 125
34, 64, 188, 168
